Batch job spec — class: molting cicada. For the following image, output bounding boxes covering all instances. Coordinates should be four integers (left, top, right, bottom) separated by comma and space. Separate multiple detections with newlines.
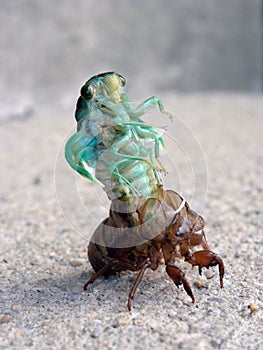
65, 72, 224, 311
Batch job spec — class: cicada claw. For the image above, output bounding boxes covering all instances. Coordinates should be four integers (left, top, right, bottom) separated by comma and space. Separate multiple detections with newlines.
185, 250, 224, 288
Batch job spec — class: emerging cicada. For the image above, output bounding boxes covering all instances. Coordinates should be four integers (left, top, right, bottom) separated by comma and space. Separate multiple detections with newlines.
65, 72, 224, 311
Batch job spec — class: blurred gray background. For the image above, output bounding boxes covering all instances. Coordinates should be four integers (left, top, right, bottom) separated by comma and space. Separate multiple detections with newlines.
0, 0, 262, 114
1, 2, 263, 349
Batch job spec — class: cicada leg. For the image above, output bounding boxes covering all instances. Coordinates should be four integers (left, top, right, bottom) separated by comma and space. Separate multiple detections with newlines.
122, 122, 167, 174
110, 129, 157, 167
127, 259, 158, 311
162, 241, 195, 303
121, 95, 173, 121
84, 261, 114, 290
166, 265, 195, 303
99, 97, 166, 170
121, 122, 165, 158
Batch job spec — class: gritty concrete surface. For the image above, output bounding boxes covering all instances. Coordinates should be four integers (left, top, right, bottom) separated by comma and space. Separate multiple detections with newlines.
0, 94, 262, 349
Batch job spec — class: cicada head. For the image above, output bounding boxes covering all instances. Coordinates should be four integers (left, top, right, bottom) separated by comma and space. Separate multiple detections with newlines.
84, 72, 125, 102
75, 72, 125, 122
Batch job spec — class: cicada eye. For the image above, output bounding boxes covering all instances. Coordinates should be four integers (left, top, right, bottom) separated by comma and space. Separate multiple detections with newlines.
118, 75, 126, 87
81, 84, 94, 100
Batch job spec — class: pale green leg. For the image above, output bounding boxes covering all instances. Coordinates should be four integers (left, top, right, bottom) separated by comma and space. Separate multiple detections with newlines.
98, 100, 157, 194
110, 129, 153, 163
121, 95, 173, 120
120, 95, 172, 167
121, 122, 166, 173
98, 98, 166, 190
99, 99, 167, 158
121, 122, 164, 158
149, 152, 163, 186
98, 100, 149, 161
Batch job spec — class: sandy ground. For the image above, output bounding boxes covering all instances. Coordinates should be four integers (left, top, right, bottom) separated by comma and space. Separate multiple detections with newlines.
0, 94, 262, 350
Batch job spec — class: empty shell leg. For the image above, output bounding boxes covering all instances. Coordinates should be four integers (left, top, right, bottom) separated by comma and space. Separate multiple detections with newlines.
166, 265, 195, 303
127, 261, 152, 311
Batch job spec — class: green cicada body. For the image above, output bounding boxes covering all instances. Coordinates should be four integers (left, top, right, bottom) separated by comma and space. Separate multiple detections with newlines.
65, 72, 169, 200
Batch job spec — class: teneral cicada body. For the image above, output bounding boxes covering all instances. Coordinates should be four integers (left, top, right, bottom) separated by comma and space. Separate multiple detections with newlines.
65, 72, 224, 311
65, 72, 167, 200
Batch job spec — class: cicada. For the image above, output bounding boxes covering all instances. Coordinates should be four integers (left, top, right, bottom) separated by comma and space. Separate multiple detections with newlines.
65, 72, 224, 311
